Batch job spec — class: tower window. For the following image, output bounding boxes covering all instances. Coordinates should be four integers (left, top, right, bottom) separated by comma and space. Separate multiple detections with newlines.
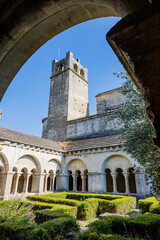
80, 69, 84, 78
74, 64, 78, 72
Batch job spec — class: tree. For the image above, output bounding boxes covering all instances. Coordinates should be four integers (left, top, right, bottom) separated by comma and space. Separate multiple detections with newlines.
111, 71, 160, 198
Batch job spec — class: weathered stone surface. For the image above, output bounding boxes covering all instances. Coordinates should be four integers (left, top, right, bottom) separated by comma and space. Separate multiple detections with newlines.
99, 212, 129, 219
107, 0, 160, 145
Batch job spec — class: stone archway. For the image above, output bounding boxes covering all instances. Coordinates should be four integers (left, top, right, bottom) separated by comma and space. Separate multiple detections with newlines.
116, 168, 126, 193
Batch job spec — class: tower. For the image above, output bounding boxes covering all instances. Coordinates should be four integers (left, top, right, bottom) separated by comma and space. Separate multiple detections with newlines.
42, 51, 89, 141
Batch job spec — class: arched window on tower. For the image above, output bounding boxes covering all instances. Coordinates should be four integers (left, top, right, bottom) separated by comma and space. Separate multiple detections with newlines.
80, 69, 84, 78
74, 64, 78, 72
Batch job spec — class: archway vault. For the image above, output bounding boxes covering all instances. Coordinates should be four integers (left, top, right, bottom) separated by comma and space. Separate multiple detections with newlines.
1, 0, 159, 144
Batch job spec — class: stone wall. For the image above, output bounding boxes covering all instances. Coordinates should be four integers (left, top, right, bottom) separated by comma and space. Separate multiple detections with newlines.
67, 112, 120, 140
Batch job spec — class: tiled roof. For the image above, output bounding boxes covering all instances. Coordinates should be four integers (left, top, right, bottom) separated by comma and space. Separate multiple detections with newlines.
0, 127, 63, 152
0, 127, 122, 152
60, 134, 122, 151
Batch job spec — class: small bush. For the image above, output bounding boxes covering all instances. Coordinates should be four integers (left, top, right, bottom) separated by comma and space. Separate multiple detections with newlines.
77, 231, 144, 240
0, 221, 35, 240
65, 192, 122, 201
138, 196, 158, 213
30, 217, 79, 240
35, 209, 66, 224
150, 202, 160, 214
89, 213, 160, 240
27, 195, 80, 207
0, 199, 35, 224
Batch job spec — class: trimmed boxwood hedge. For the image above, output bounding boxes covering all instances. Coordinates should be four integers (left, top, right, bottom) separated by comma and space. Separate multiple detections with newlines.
139, 196, 159, 214
35, 209, 68, 224
30, 217, 79, 240
27, 195, 81, 207
150, 202, 160, 214
27, 193, 136, 220
77, 232, 144, 240
89, 213, 160, 240
0, 221, 35, 240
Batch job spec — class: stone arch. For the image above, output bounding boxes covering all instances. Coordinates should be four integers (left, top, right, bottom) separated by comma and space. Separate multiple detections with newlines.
46, 159, 63, 174
0, 152, 9, 172
15, 155, 41, 173
0, 153, 9, 196
102, 154, 133, 173
0, 0, 145, 101
66, 159, 87, 174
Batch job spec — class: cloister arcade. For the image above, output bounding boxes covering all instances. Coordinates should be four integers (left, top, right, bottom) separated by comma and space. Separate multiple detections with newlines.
0, 145, 148, 200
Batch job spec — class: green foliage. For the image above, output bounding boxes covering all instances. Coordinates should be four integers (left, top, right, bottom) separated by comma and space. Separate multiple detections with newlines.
22, 200, 54, 210
149, 202, 160, 214
110, 71, 160, 197
65, 192, 122, 201
30, 217, 79, 240
0, 221, 35, 240
139, 197, 158, 213
89, 213, 160, 240
27, 195, 81, 207
0, 199, 35, 225
35, 209, 68, 224
77, 232, 144, 240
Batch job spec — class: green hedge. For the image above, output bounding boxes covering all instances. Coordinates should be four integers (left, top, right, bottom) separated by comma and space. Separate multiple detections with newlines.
23, 200, 77, 218
30, 217, 79, 240
77, 232, 144, 240
139, 197, 159, 213
0, 221, 35, 240
150, 202, 160, 214
89, 213, 160, 240
78, 197, 136, 220
35, 209, 67, 224
27, 195, 80, 207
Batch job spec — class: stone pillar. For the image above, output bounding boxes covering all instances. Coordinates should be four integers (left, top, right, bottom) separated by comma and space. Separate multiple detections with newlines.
3, 171, 14, 200
111, 172, 117, 193
24, 173, 31, 194
135, 172, 146, 196
81, 174, 86, 192
38, 173, 45, 194
61, 174, 69, 191
56, 174, 63, 191
14, 173, 21, 196
72, 174, 77, 191
87, 172, 103, 193
123, 172, 130, 194
45, 174, 49, 192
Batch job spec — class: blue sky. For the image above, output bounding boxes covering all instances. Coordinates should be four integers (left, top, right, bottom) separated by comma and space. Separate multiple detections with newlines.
0, 16, 125, 137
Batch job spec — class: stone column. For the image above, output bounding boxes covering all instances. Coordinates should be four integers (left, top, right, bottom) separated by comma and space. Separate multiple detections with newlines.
45, 174, 49, 192
123, 172, 130, 194
14, 173, 21, 196
38, 173, 45, 194
24, 173, 31, 194
81, 174, 86, 192
135, 172, 146, 196
3, 171, 14, 200
72, 174, 77, 191
111, 172, 117, 193
61, 174, 69, 191
56, 174, 63, 191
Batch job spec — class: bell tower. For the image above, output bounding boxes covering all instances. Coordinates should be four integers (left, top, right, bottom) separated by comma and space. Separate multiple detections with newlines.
42, 51, 89, 141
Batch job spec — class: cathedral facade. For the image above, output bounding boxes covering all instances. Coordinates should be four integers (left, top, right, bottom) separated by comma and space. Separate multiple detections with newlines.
0, 52, 150, 200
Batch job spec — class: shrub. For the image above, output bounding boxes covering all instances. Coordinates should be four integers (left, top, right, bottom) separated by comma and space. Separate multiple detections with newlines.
138, 196, 158, 213
77, 231, 144, 240
0, 221, 35, 240
35, 209, 66, 224
22, 200, 54, 210
0, 199, 35, 225
89, 213, 160, 240
27, 195, 80, 207
65, 192, 122, 201
150, 202, 160, 214
30, 217, 79, 240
